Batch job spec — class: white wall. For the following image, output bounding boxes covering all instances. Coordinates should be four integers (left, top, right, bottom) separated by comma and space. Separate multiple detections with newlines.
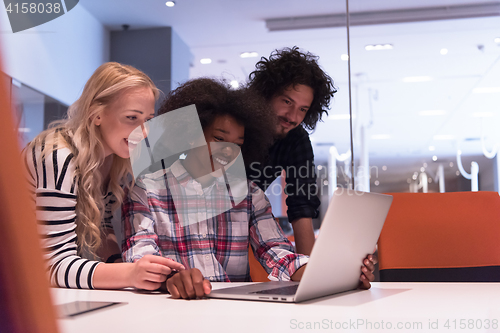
20, 102, 44, 146
0, 5, 109, 105
171, 29, 192, 91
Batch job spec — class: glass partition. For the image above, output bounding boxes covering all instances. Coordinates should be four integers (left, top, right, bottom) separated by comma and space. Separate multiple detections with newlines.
5, 73, 68, 148
323, 7, 500, 194
188, 2, 352, 229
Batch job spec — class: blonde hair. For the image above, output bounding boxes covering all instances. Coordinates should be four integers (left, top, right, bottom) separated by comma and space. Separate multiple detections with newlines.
29, 62, 159, 258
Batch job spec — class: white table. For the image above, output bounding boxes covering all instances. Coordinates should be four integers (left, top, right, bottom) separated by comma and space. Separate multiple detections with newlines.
53, 282, 500, 333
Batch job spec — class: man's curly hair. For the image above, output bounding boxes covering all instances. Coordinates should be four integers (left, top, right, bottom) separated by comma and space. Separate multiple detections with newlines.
248, 46, 337, 131
158, 78, 276, 169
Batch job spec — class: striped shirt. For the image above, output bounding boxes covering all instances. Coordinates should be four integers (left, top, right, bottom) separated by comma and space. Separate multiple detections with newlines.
23, 135, 115, 289
123, 160, 308, 282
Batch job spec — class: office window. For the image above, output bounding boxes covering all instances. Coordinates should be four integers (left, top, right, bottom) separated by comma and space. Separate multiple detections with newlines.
5, 73, 68, 148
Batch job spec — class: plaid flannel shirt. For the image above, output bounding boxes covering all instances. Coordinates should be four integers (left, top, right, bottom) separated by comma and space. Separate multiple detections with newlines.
122, 160, 308, 282
248, 126, 320, 222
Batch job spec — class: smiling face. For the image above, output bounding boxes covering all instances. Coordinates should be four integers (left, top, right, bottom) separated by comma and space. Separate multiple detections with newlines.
95, 86, 156, 158
183, 114, 245, 180
270, 84, 314, 138
205, 114, 245, 171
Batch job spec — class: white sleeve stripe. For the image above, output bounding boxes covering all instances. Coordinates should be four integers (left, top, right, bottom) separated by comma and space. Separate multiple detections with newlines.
75, 260, 90, 289
64, 258, 81, 288
42, 228, 75, 239
54, 257, 100, 289
44, 235, 77, 252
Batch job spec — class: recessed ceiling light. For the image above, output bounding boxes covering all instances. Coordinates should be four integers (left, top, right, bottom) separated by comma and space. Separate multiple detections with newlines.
340, 54, 349, 61
382, 165, 387, 171
402, 76, 433, 83
429, 146, 435, 151
365, 44, 393, 51
432, 155, 438, 161
200, 58, 212, 64
495, 37, 500, 43
473, 87, 500, 94
240, 52, 259, 58
472, 111, 494, 117
374, 180, 380, 186
418, 110, 446, 116
328, 114, 353, 120
449, 162, 454, 167
230, 80, 239, 89
165, 1, 175, 7
456, 170, 460, 176
433, 134, 455, 140
423, 163, 428, 168
371, 134, 391, 140
440, 48, 448, 55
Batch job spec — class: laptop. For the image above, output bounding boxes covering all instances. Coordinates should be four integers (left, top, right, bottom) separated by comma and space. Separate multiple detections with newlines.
207, 189, 393, 303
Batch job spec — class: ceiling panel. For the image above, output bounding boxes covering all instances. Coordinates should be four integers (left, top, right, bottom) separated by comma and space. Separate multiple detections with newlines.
79, 0, 500, 190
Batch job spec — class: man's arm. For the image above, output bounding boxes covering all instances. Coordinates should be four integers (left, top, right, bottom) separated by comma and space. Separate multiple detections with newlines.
281, 127, 321, 251
359, 254, 377, 289
291, 217, 315, 255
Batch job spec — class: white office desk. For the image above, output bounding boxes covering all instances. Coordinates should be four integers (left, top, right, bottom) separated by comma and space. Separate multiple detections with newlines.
54, 282, 500, 333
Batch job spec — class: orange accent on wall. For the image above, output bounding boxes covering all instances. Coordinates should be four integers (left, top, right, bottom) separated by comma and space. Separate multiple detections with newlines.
378, 192, 500, 270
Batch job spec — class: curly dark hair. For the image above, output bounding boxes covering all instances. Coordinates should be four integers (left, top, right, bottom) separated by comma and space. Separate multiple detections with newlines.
158, 78, 276, 169
247, 46, 337, 131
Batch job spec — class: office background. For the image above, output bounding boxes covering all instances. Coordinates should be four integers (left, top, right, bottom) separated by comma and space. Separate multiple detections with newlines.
2, 0, 500, 225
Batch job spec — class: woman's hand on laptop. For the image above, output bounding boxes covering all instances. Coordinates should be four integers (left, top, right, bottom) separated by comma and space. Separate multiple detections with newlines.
359, 254, 377, 289
167, 268, 212, 299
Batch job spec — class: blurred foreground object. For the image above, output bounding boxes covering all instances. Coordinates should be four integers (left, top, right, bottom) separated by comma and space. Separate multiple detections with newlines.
0, 55, 59, 332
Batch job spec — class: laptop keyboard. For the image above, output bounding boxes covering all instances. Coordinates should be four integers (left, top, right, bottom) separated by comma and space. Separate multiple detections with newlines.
251, 285, 299, 295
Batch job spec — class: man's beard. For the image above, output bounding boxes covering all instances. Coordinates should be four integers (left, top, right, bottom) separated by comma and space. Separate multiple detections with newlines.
275, 125, 289, 140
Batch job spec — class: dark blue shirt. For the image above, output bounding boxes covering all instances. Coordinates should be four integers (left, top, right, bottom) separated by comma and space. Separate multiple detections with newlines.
248, 126, 320, 222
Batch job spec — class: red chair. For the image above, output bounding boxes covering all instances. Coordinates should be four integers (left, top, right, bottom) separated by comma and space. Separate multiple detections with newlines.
378, 192, 500, 282
248, 246, 271, 282
248, 226, 295, 282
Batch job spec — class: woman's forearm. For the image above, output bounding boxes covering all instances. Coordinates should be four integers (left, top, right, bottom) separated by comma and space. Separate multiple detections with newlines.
92, 262, 134, 289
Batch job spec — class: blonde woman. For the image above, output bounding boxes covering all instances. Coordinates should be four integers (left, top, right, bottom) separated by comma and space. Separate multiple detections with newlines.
24, 62, 184, 290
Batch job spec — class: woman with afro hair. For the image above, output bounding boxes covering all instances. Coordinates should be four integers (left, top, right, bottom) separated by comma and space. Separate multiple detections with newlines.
122, 78, 310, 298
